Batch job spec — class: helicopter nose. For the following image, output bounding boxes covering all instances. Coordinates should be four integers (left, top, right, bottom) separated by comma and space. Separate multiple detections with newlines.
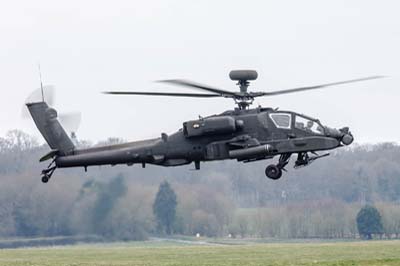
338, 127, 354, 145
324, 126, 354, 145
341, 132, 354, 145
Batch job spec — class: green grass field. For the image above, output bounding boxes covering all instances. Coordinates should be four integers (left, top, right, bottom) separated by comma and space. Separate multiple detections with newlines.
0, 239, 400, 266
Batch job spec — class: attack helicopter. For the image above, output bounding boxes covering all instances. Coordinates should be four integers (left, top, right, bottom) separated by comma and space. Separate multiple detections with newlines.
26, 70, 382, 183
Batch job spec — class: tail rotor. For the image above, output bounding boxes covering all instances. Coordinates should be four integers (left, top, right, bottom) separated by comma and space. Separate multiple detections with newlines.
22, 86, 82, 139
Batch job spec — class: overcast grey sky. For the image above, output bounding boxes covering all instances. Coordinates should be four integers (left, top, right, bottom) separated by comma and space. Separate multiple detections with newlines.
0, 0, 399, 143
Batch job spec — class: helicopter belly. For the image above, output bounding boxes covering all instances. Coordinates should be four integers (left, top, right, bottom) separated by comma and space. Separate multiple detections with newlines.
160, 159, 191, 166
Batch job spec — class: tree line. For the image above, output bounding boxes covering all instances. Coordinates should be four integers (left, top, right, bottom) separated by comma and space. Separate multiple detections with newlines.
0, 130, 399, 240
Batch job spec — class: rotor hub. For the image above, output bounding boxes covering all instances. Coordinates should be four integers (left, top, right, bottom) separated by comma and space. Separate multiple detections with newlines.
228, 70, 258, 108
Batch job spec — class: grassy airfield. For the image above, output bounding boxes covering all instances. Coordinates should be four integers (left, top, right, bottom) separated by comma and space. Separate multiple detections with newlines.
0, 239, 399, 266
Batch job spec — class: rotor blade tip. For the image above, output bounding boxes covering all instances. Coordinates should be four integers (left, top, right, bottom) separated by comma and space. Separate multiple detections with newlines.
156, 79, 181, 84
366, 75, 386, 80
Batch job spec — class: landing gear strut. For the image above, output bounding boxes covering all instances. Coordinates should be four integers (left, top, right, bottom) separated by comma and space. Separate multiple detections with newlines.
294, 152, 330, 168
265, 153, 291, 180
41, 159, 57, 183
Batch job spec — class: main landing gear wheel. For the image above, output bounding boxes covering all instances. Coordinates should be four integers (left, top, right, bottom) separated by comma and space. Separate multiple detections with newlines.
265, 153, 291, 180
265, 164, 282, 180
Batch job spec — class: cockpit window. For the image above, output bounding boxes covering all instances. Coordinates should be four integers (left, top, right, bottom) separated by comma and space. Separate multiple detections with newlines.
295, 115, 324, 134
269, 113, 292, 129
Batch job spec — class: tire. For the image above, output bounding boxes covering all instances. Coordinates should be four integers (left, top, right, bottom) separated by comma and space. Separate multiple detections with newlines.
41, 176, 49, 183
265, 164, 282, 180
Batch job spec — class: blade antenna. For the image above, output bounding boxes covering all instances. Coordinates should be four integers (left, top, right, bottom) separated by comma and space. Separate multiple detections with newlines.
38, 63, 45, 102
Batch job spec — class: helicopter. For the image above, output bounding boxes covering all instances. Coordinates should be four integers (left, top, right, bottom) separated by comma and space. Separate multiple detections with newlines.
26, 70, 382, 183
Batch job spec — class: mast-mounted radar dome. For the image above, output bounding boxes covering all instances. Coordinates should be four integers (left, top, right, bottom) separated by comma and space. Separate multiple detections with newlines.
229, 70, 258, 94
229, 70, 258, 81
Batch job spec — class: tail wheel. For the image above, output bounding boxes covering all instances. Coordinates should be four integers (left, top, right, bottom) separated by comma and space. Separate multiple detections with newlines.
265, 164, 282, 180
41, 175, 49, 183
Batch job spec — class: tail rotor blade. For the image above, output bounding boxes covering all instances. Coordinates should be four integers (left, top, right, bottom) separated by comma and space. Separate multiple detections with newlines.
23, 86, 81, 136
58, 112, 82, 135
22, 85, 56, 118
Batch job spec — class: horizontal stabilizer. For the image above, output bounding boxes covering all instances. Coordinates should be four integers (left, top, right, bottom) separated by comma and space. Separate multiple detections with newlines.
39, 149, 59, 162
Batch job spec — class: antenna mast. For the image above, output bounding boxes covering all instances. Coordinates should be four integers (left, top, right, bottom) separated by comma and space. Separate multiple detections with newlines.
38, 63, 44, 102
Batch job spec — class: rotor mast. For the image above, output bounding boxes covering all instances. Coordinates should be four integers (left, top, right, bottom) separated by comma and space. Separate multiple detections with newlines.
229, 70, 258, 109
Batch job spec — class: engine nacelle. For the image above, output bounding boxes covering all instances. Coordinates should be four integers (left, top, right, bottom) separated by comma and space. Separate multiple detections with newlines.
183, 116, 242, 137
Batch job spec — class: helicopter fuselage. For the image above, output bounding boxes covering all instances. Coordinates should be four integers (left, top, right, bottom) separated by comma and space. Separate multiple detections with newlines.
26, 68, 381, 183
55, 106, 352, 171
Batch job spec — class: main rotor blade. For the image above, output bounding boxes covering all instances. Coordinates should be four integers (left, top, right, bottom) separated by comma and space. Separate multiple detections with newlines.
158, 79, 237, 97
260, 76, 385, 96
103, 91, 221, 98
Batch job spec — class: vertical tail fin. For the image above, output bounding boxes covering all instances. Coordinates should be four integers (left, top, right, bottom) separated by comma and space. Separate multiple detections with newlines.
26, 102, 75, 155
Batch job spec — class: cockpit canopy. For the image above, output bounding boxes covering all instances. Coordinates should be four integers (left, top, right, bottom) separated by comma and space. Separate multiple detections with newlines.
268, 112, 325, 135
294, 115, 324, 135
269, 113, 292, 129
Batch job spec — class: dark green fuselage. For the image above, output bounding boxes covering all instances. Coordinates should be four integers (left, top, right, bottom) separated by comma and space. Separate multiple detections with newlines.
54, 106, 347, 169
